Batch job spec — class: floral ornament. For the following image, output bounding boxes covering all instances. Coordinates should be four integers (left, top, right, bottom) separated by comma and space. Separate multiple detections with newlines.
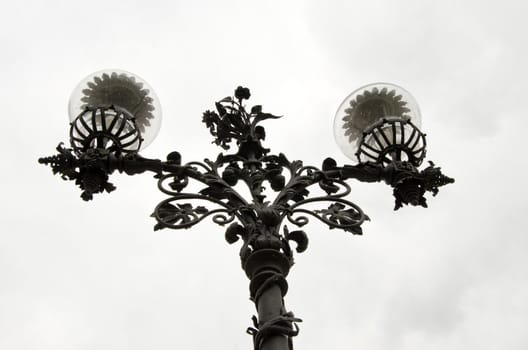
235, 86, 251, 100
80, 71, 156, 135
201, 86, 280, 156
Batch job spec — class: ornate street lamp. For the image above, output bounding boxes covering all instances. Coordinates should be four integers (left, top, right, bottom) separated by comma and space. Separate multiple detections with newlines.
39, 70, 454, 350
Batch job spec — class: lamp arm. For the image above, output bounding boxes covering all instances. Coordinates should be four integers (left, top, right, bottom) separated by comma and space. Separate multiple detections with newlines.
38, 143, 186, 201
322, 159, 454, 210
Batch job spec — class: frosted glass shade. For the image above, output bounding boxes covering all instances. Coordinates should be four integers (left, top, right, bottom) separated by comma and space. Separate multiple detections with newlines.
334, 83, 422, 163
68, 69, 161, 150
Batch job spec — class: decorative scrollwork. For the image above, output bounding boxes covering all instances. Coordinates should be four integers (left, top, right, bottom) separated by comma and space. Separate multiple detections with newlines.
153, 195, 237, 230
286, 197, 368, 235
283, 226, 309, 253
158, 173, 190, 196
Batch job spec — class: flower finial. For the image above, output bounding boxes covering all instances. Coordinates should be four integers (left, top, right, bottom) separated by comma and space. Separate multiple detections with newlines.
235, 86, 251, 101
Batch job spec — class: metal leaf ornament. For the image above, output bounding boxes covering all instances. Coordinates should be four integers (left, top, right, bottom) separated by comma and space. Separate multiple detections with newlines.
153, 202, 209, 231
80, 71, 156, 135
342, 87, 411, 143
315, 203, 366, 235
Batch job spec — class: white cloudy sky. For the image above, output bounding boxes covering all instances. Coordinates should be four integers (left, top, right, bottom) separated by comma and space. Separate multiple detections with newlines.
1, 0, 527, 349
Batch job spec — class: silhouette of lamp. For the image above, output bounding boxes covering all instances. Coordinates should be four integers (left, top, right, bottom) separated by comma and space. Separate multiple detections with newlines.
39, 74, 454, 350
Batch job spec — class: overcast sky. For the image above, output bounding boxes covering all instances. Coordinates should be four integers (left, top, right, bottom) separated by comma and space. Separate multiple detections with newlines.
1, 0, 527, 349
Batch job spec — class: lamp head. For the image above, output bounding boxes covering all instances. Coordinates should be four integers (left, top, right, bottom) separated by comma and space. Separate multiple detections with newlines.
68, 69, 162, 154
334, 83, 426, 166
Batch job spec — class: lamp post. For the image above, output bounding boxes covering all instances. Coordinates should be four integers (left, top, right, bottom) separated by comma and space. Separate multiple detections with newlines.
39, 70, 454, 350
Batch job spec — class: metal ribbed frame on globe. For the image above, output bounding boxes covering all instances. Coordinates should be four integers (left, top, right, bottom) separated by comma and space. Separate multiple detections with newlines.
69, 106, 142, 155
356, 117, 426, 166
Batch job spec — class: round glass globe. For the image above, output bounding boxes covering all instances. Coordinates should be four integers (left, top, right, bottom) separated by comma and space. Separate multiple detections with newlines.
68, 69, 162, 150
333, 82, 422, 162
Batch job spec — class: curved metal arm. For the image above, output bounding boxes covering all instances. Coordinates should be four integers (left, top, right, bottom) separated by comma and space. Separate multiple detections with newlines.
324, 159, 454, 210
285, 196, 368, 235
153, 193, 240, 230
